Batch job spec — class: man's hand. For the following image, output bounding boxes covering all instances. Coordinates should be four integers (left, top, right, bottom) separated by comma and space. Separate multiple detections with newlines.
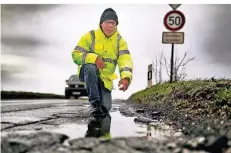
95, 57, 105, 70
118, 78, 129, 92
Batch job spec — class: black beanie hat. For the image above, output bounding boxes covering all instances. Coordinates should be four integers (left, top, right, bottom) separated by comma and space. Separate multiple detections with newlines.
100, 8, 118, 25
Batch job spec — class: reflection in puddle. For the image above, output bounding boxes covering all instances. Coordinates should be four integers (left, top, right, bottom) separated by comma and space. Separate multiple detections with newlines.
110, 111, 146, 137
49, 111, 144, 140
51, 124, 88, 139
1, 104, 178, 141
49, 110, 176, 141
85, 114, 111, 138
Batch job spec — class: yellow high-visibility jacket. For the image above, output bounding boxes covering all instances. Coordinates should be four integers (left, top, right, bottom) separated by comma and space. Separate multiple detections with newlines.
72, 26, 133, 91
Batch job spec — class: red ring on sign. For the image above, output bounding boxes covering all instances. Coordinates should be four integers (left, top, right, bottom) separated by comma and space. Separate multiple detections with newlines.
164, 10, 186, 31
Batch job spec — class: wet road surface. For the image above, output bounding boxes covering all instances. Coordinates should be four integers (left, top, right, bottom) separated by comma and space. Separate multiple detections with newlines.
1, 98, 174, 140
2, 99, 210, 153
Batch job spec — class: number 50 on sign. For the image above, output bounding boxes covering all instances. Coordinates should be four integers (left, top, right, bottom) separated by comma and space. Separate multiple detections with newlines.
164, 10, 186, 32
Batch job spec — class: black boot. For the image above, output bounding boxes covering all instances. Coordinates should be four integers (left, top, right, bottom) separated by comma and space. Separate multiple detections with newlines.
91, 101, 104, 117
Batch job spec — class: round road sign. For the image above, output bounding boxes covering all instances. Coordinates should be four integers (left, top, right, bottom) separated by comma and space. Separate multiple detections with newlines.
164, 10, 185, 31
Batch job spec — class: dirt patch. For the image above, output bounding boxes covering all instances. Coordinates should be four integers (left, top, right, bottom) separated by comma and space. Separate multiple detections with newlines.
127, 79, 231, 153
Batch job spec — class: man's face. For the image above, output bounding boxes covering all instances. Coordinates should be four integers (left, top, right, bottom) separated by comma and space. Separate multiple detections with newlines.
101, 19, 117, 37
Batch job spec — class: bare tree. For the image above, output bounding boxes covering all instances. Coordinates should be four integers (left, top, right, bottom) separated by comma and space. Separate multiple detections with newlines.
152, 51, 164, 84
152, 50, 195, 83
158, 51, 163, 83
152, 56, 157, 84
173, 52, 196, 81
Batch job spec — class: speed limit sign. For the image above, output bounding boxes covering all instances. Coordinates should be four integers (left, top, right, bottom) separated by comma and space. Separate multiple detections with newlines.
164, 10, 185, 31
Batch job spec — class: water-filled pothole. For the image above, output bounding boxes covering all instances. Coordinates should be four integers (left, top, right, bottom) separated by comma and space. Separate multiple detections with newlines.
1, 104, 181, 143
49, 109, 177, 141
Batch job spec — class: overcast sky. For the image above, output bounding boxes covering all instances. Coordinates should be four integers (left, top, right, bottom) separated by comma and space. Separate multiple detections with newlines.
1, 4, 231, 99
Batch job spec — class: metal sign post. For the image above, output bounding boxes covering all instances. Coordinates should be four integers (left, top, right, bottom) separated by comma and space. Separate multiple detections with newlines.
170, 44, 174, 83
163, 6, 185, 83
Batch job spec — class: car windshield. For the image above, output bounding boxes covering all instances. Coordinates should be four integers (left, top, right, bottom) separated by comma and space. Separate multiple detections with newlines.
69, 75, 79, 81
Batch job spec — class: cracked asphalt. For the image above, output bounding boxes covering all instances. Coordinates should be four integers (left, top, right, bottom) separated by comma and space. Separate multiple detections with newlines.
1, 99, 230, 153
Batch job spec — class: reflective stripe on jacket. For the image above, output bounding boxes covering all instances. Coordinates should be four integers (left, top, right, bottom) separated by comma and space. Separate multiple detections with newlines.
72, 26, 133, 91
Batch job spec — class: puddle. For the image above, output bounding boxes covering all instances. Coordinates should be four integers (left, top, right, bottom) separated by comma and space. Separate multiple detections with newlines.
49, 111, 145, 139
49, 110, 176, 141
1, 104, 179, 141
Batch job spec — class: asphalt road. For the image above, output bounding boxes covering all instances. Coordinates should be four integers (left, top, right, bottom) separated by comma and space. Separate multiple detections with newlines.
1, 98, 160, 139
1, 99, 230, 153
1, 98, 88, 113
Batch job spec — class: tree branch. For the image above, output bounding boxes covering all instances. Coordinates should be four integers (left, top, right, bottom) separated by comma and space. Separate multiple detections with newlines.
158, 51, 164, 83
164, 56, 170, 77
176, 52, 187, 71
155, 57, 158, 83
178, 66, 187, 80
181, 56, 196, 67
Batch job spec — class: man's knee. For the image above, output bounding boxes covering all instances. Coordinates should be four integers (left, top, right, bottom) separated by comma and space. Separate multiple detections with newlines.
83, 64, 97, 75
